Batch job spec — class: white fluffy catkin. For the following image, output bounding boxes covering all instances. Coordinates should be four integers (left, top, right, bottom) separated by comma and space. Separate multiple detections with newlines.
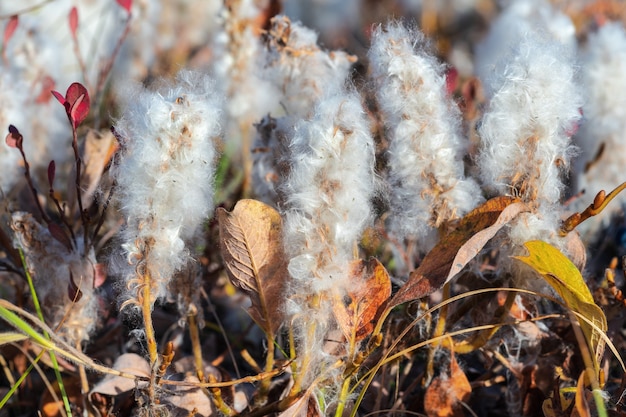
261, 15, 356, 120
112, 71, 222, 308
251, 15, 357, 204
574, 22, 626, 238
281, 88, 376, 391
474, 0, 576, 97
368, 22, 483, 249
283, 90, 376, 290
477, 30, 582, 246
11, 212, 99, 346
211, 0, 280, 137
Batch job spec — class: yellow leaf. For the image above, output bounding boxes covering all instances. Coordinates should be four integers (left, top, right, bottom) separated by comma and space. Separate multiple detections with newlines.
542, 391, 573, 417
514, 241, 607, 375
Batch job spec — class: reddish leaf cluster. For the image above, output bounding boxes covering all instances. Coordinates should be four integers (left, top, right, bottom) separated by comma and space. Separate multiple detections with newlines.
52, 82, 90, 129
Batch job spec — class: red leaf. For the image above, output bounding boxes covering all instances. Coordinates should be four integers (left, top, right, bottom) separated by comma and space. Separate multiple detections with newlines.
5, 124, 22, 148
70, 93, 89, 128
47, 160, 56, 188
116, 0, 132, 13
66, 82, 90, 127
48, 222, 73, 252
52, 83, 90, 128
3, 15, 18, 48
68, 7, 79, 38
65, 82, 88, 107
35, 76, 55, 104
51, 90, 66, 106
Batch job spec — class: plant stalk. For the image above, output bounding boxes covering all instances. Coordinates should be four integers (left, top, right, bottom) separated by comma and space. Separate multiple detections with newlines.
140, 270, 158, 404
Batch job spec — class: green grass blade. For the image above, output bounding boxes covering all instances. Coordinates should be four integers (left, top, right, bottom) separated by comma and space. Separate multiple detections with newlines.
0, 332, 28, 345
18, 248, 72, 417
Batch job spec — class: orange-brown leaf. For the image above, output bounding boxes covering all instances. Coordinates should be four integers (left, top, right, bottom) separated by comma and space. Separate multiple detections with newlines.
389, 196, 521, 308
332, 258, 391, 341
218, 199, 288, 335
41, 376, 83, 417
574, 371, 592, 417
424, 352, 472, 417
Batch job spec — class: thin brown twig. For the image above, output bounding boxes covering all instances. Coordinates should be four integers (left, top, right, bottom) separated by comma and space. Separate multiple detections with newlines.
560, 181, 626, 235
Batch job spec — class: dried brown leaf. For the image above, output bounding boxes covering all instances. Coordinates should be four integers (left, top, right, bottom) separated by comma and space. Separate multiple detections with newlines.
163, 375, 216, 416
81, 129, 116, 208
332, 258, 391, 341
278, 390, 322, 417
389, 196, 521, 308
446, 201, 529, 281
89, 353, 150, 396
218, 199, 288, 335
424, 351, 471, 417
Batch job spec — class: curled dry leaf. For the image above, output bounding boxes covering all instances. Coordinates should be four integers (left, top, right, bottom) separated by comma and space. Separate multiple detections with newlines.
390, 196, 522, 309
218, 199, 288, 335
167, 356, 242, 413
278, 388, 322, 417
80, 129, 117, 208
332, 258, 391, 341
162, 375, 216, 416
424, 351, 471, 417
446, 201, 529, 281
90, 353, 150, 397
